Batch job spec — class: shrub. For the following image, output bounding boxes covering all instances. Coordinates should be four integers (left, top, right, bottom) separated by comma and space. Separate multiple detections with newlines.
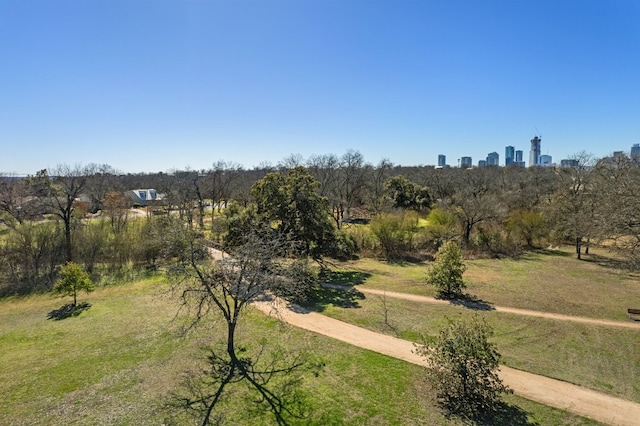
415, 315, 510, 420
426, 241, 466, 298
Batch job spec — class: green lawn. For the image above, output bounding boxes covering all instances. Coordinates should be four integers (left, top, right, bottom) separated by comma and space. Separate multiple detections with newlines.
317, 293, 640, 403
327, 246, 640, 320
0, 277, 600, 425
316, 246, 640, 402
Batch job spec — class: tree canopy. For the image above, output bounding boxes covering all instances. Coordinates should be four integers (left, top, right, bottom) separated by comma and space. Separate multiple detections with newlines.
53, 261, 94, 306
384, 175, 431, 211
252, 167, 337, 258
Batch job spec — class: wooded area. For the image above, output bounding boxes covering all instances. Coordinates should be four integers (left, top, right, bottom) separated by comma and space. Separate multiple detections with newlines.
1, 150, 639, 295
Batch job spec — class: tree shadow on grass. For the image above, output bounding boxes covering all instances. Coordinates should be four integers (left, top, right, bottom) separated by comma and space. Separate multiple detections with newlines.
535, 247, 572, 257
472, 402, 538, 426
515, 248, 571, 261
47, 302, 91, 320
581, 252, 634, 272
318, 269, 370, 286
385, 253, 432, 264
445, 293, 495, 311
303, 284, 366, 313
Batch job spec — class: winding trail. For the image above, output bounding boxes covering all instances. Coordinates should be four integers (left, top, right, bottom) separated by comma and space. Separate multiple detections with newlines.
253, 298, 640, 426
331, 285, 640, 330
208, 247, 640, 424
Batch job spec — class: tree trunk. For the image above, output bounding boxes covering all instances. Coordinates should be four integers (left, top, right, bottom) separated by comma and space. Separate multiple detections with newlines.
464, 222, 473, 246
227, 320, 237, 363
64, 217, 72, 262
576, 237, 582, 260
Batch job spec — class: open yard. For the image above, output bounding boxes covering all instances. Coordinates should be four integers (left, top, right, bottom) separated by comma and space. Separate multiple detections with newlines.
0, 275, 601, 425
311, 245, 640, 405
323, 246, 640, 321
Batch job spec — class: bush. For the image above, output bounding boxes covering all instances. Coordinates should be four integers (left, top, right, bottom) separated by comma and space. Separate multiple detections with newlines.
505, 209, 546, 248
0, 221, 64, 295
343, 224, 377, 255
326, 231, 359, 260
415, 315, 510, 420
370, 212, 421, 259
473, 230, 504, 255
426, 241, 466, 299
424, 208, 457, 248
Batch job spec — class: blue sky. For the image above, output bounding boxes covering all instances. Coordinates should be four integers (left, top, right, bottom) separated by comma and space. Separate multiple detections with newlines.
1, 0, 639, 174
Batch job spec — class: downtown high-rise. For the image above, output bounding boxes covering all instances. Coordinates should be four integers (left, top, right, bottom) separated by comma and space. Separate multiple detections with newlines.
529, 136, 542, 166
505, 146, 515, 166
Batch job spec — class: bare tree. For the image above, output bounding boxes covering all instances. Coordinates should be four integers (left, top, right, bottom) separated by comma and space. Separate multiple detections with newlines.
27, 165, 95, 262
171, 228, 318, 425
337, 150, 368, 221
419, 166, 458, 200
547, 152, 598, 259
592, 153, 640, 266
209, 161, 243, 213
306, 154, 342, 228
447, 168, 503, 246
364, 159, 393, 214
190, 171, 208, 230
0, 173, 38, 226
310, 150, 368, 229
160, 170, 200, 228
84, 163, 121, 213
103, 191, 130, 235
277, 153, 305, 170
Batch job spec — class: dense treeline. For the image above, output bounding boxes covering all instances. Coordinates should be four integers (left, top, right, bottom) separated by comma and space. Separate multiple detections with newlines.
2, 150, 640, 295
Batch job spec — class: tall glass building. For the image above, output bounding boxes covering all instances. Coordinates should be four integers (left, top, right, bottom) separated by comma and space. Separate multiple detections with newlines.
505, 146, 515, 165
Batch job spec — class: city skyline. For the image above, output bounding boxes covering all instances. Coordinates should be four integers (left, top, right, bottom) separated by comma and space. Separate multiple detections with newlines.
2, 1, 639, 174
436, 139, 640, 168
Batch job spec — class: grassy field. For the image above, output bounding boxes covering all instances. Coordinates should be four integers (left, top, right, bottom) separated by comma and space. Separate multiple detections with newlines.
0, 277, 600, 425
325, 246, 640, 321
316, 293, 640, 403
313, 245, 640, 403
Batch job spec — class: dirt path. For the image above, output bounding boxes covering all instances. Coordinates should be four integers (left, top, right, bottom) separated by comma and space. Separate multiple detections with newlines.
336, 285, 640, 330
253, 299, 640, 426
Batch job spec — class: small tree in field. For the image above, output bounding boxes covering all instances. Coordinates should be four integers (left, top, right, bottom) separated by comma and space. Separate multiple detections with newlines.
415, 315, 510, 420
53, 262, 94, 306
426, 241, 466, 299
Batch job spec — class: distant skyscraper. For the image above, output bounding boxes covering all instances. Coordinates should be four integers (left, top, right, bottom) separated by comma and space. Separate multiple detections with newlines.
529, 136, 542, 167
486, 152, 499, 166
505, 146, 514, 166
478, 160, 487, 167
539, 155, 552, 166
515, 150, 523, 163
460, 156, 472, 168
631, 144, 640, 161
438, 154, 446, 167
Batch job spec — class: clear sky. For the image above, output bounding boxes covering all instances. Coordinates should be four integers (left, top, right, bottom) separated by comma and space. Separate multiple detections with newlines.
1, 0, 639, 174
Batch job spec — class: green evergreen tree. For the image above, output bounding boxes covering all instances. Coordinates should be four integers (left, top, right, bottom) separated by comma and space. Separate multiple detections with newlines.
415, 315, 510, 420
426, 240, 466, 298
252, 167, 336, 258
